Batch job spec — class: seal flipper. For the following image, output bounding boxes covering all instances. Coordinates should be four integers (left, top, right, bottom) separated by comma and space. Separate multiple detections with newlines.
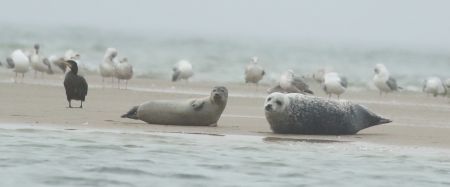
191, 99, 205, 111
121, 106, 139, 119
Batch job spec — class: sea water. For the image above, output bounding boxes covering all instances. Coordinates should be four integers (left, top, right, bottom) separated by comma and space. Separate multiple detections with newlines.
1, 25, 450, 90
0, 125, 449, 187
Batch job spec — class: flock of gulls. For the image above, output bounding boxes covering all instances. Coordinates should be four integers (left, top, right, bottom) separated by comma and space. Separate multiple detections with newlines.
1, 44, 450, 108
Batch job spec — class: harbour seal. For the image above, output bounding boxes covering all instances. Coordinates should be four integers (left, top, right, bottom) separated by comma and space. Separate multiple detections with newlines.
264, 92, 391, 135
121, 86, 228, 126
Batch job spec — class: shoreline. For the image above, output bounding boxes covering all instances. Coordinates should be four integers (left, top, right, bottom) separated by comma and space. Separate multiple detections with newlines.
0, 74, 450, 149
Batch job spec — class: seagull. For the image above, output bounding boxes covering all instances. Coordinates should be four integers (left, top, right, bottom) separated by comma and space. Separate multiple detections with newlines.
9, 49, 30, 83
29, 44, 52, 77
48, 55, 67, 74
268, 70, 313, 94
64, 49, 81, 61
423, 77, 447, 97
100, 48, 118, 87
312, 68, 326, 83
64, 60, 88, 108
323, 72, 348, 99
64, 49, 86, 76
445, 78, 450, 90
115, 57, 133, 89
4, 57, 15, 69
373, 63, 400, 95
244, 56, 265, 84
172, 60, 193, 82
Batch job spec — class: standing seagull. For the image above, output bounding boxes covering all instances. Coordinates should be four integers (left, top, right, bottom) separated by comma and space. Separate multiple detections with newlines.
172, 60, 193, 82
48, 55, 67, 74
115, 58, 133, 89
423, 77, 447, 97
323, 72, 348, 99
4, 57, 15, 69
64, 60, 88, 108
244, 56, 265, 84
100, 48, 117, 87
10, 49, 30, 83
373, 63, 400, 95
29, 44, 52, 77
445, 78, 450, 90
268, 70, 313, 94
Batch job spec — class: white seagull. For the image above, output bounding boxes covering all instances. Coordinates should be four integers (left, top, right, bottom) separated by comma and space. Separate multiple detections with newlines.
115, 58, 133, 89
323, 72, 348, 99
267, 70, 313, 94
9, 49, 30, 83
100, 48, 118, 87
64, 49, 86, 76
48, 55, 67, 74
373, 63, 400, 95
244, 56, 265, 84
172, 60, 193, 82
29, 44, 52, 77
423, 77, 447, 97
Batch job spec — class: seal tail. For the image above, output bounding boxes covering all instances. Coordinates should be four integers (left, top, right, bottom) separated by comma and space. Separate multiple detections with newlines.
121, 106, 139, 119
377, 118, 392, 125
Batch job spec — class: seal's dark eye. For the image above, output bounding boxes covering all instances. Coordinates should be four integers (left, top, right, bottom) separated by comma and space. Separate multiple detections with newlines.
267, 97, 272, 101
276, 100, 282, 105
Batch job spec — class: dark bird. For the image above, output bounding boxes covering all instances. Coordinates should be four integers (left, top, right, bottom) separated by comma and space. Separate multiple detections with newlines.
64, 60, 88, 108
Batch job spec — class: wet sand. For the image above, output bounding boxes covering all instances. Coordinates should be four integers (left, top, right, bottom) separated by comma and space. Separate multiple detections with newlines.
0, 72, 449, 149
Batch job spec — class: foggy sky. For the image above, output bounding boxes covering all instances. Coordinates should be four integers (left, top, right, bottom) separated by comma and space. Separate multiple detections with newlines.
1, 0, 450, 49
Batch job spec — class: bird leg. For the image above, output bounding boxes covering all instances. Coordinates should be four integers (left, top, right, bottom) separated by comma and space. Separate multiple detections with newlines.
80, 101, 83, 108
14, 72, 18, 83
125, 80, 128, 89
21, 73, 24, 83
111, 77, 114, 88
68, 100, 72, 108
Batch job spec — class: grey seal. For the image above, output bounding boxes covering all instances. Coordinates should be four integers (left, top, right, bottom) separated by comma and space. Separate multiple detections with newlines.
264, 92, 391, 135
121, 86, 228, 126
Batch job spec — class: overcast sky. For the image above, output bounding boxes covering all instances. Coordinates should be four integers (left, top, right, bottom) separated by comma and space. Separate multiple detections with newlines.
1, 0, 450, 49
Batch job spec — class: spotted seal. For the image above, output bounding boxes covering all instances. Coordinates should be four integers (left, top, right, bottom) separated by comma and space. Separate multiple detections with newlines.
264, 92, 391, 135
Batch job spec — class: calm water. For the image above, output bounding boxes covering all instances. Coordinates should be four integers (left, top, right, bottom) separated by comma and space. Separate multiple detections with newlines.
1, 25, 450, 89
0, 126, 449, 187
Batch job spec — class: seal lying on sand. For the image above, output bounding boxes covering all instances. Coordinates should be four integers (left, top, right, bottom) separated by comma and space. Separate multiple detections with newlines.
121, 86, 228, 126
264, 92, 391, 135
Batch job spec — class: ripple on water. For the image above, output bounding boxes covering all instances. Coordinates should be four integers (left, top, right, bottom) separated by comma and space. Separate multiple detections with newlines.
86, 166, 154, 176
43, 176, 135, 187
170, 173, 212, 180
76, 145, 126, 151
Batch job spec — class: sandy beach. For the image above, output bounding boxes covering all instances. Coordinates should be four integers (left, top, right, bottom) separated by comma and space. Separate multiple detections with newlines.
0, 72, 449, 149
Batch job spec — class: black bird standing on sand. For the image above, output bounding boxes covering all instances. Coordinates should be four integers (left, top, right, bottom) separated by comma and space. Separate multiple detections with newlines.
64, 60, 88, 108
